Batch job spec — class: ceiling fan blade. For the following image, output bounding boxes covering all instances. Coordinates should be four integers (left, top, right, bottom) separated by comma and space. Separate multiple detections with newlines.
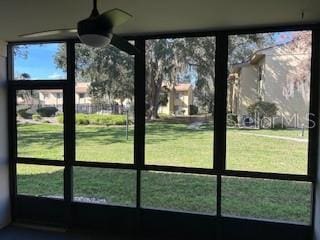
110, 34, 139, 55
100, 8, 132, 27
20, 28, 77, 38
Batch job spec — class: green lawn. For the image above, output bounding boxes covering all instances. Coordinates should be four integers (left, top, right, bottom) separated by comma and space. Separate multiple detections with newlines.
16, 122, 311, 224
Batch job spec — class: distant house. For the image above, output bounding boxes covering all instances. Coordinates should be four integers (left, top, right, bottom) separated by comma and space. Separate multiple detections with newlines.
39, 89, 63, 105
37, 82, 131, 114
158, 83, 193, 116
38, 83, 92, 105
74, 83, 92, 104
228, 42, 310, 127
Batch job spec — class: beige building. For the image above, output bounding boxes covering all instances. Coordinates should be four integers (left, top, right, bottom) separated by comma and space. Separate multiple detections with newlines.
158, 83, 193, 116
38, 83, 92, 105
228, 42, 311, 127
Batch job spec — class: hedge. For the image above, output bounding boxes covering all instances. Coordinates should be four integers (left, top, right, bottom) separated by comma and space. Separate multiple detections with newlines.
17, 108, 33, 119
57, 114, 130, 126
37, 107, 59, 117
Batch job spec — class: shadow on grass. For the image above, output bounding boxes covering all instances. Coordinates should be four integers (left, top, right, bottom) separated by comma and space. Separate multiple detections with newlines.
18, 122, 214, 147
18, 123, 64, 149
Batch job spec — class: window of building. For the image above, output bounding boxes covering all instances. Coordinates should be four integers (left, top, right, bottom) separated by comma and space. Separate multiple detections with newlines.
56, 92, 62, 99
257, 65, 263, 97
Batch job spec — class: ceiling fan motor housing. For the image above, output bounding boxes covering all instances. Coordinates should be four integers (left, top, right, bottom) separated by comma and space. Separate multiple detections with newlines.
77, 17, 113, 47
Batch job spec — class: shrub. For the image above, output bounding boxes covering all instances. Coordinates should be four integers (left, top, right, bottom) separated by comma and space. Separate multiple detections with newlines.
37, 107, 58, 117
32, 114, 42, 121
189, 105, 198, 115
247, 101, 278, 128
89, 114, 127, 125
56, 114, 129, 126
227, 113, 238, 126
17, 108, 33, 119
76, 114, 90, 125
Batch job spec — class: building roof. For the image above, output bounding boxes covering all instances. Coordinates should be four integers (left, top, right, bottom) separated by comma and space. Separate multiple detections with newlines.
40, 82, 90, 94
76, 82, 90, 94
230, 42, 291, 73
175, 83, 192, 91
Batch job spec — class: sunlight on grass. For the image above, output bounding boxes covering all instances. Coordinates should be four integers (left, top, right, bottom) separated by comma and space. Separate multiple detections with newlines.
17, 164, 64, 197
222, 177, 311, 224
16, 122, 311, 223
226, 129, 308, 174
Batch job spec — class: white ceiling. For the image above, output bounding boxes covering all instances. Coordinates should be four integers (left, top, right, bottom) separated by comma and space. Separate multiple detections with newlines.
0, 0, 320, 41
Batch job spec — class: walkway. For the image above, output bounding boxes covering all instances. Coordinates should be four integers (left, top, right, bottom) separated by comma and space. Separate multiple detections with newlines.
239, 132, 308, 143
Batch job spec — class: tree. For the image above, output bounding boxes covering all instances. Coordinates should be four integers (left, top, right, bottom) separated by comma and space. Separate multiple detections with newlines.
54, 44, 134, 105
145, 34, 275, 118
16, 73, 38, 105
146, 39, 188, 119
282, 31, 311, 103
54, 35, 275, 119
188, 34, 274, 112
158, 86, 169, 108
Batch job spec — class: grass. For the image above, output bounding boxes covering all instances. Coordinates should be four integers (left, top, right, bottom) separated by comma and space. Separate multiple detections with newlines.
16, 122, 311, 224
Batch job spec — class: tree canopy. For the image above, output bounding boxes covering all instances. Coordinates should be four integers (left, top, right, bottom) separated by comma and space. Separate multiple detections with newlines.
53, 34, 276, 118
55, 44, 134, 105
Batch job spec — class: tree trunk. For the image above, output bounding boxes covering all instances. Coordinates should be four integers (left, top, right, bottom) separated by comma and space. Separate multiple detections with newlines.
146, 67, 162, 120
150, 83, 161, 120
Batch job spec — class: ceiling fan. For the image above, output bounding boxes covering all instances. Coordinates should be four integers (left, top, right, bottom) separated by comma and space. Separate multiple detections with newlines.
19, 0, 138, 55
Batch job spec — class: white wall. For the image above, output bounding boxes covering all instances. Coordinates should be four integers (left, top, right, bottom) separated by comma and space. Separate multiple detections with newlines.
237, 64, 259, 115
0, 40, 10, 228
263, 46, 310, 127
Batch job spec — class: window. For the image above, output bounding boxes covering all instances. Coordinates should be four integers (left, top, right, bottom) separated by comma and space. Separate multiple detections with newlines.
145, 37, 216, 169
17, 164, 64, 198
257, 65, 263, 97
141, 171, 216, 214
222, 177, 312, 224
75, 43, 134, 164
226, 31, 311, 174
16, 89, 64, 160
8, 29, 316, 229
73, 167, 136, 206
12, 43, 67, 80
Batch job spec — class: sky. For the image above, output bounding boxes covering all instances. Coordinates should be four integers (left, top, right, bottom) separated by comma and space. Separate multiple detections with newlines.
14, 43, 66, 80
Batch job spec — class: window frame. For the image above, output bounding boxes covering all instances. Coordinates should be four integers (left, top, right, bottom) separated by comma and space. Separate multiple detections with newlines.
7, 24, 320, 230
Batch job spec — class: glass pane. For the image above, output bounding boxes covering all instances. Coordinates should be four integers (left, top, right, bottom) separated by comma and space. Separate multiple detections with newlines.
226, 31, 311, 174
75, 43, 134, 163
17, 90, 64, 160
13, 43, 66, 80
73, 167, 136, 207
222, 176, 312, 224
141, 171, 216, 214
17, 164, 64, 198
145, 37, 216, 168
